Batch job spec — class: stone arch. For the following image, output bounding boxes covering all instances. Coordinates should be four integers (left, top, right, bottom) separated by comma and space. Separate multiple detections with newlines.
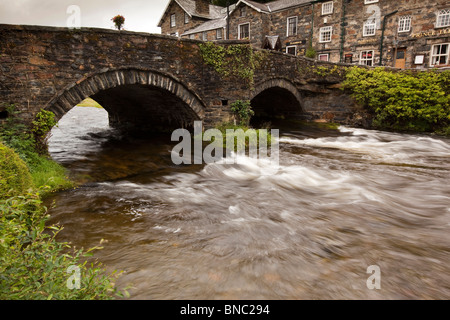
250, 78, 304, 122
46, 68, 206, 130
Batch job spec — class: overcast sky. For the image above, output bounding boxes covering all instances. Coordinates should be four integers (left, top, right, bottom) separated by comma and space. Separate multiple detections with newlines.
0, 0, 171, 33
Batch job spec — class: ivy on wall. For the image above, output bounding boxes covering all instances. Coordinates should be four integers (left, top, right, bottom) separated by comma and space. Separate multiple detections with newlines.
199, 42, 267, 87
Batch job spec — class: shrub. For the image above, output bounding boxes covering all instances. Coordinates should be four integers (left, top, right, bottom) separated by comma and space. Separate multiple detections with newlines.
342, 67, 450, 134
0, 142, 33, 200
230, 100, 254, 125
32, 109, 57, 155
112, 15, 125, 31
0, 194, 125, 300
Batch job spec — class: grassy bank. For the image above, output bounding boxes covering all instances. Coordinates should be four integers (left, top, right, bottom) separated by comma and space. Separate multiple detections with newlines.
342, 67, 450, 135
0, 104, 125, 300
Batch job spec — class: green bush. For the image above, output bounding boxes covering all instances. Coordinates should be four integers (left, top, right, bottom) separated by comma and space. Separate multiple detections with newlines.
342, 67, 450, 134
0, 105, 73, 194
0, 143, 33, 200
32, 109, 57, 155
0, 194, 125, 300
230, 100, 254, 125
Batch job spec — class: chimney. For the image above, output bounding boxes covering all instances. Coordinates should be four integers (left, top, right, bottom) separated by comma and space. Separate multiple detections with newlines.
195, 0, 210, 15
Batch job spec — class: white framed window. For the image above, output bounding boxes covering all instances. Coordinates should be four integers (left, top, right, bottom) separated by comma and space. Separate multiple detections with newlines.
286, 46, 297, 56
319, 54, 329, 61
363, 20, 376, 36
319, 26, 332, 43
202, 32, 208, 41
364, 0, 378, 4
398, 16, 411, 33
238, 23, 250, 40
436, 9, 450, 28
287, 17, 298, 36
360, 50, 374, 66
184, 13, 190, 24
322, 2, 334, 15
170, 14, 176, 28
430, 43, 449, 66
189, 34, 195, 39
216, 28, 223, 40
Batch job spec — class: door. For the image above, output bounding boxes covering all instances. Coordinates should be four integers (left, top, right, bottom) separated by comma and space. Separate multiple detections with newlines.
395, 48, 407, 69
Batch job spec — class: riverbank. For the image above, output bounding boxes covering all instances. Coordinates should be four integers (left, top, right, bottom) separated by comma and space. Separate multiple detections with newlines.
0, 105, 125, 300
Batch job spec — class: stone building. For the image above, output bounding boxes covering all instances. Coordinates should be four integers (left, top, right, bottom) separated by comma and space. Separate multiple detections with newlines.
158, 0, 450, 69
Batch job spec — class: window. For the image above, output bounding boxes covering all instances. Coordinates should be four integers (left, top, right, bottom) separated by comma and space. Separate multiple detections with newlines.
319, 54, 329, 61
430, 43, 449, 66
238, 23, 250, 40
319, 26, 332, 43
322, 2, 334, 15
286, 46, 297, 56
398, 16, 411, 33
436, 9, 450, 28
184, 13, 190, 24
364, 0, 378, 4
170, 14, 176, 28
360, 50, 374, 66
240, 7, 246, 17
363, 20, 376, 36
202, 32, 208, 41
287, 17, 298, 36
216, 28, 223, 40
189, 34, 195, 39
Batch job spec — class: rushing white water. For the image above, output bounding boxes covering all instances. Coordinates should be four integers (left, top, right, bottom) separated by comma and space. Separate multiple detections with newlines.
47, 107, 450, 300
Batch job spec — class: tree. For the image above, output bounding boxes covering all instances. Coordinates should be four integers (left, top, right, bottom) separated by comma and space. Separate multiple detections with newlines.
111, 15, 125, 31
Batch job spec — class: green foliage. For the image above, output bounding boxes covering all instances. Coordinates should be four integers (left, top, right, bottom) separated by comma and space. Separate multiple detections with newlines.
342, 67, 450, 134
214, 123, 272, 151
0, 104, 73, 194
0, 194, 126, 300
305, 46, 317, 59
199, 42, 267, 87
0, 143, 33, 200
0, 104, 126, 300
32, 109, 57, 155
230, 100, 254, 125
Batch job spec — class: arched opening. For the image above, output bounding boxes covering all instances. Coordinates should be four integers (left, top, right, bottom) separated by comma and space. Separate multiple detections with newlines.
46, 68, 205, 133
250, 79, 303, 127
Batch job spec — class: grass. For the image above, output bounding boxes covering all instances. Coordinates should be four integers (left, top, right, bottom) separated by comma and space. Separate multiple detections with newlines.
77, 98, 103, 109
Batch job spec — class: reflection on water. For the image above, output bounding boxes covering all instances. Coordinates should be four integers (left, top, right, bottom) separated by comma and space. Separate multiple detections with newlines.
47, 107, 450, 299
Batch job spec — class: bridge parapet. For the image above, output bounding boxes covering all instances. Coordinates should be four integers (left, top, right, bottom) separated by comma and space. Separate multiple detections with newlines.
0, 24, 360, 130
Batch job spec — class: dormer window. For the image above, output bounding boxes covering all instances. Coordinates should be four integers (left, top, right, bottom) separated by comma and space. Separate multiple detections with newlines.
240, 7, 246, 17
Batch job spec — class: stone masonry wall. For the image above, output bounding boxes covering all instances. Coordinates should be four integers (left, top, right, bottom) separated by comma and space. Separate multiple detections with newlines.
0, 24, 362, 131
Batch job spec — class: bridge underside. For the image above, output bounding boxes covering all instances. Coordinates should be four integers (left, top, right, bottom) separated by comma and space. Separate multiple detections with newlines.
250, 87, 303, 126
91, 84, 200, 132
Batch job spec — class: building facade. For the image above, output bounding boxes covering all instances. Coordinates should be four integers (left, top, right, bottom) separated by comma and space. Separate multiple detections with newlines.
159, 0, 450, 69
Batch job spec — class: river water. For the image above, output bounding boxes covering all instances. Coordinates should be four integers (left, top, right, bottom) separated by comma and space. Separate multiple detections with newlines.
46, 106, 450, 300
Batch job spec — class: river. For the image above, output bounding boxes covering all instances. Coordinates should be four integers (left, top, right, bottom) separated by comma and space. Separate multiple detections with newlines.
46, 106, 450, 300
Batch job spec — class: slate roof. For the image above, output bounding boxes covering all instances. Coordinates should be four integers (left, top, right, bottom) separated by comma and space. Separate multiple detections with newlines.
233, 0, 313, 13
182, 18, 227, 36
158, 0, 225, 27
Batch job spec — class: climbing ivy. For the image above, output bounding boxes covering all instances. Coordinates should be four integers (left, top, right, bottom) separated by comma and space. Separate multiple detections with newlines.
199, 42, 267, 87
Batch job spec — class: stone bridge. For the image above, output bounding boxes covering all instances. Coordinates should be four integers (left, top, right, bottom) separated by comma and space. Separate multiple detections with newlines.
0, 24, 361, 131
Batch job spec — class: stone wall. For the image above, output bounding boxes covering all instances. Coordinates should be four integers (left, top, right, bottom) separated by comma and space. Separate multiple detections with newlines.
0, 24, 362, 131
219, 0, 450, 68
160, 1, 208, 37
